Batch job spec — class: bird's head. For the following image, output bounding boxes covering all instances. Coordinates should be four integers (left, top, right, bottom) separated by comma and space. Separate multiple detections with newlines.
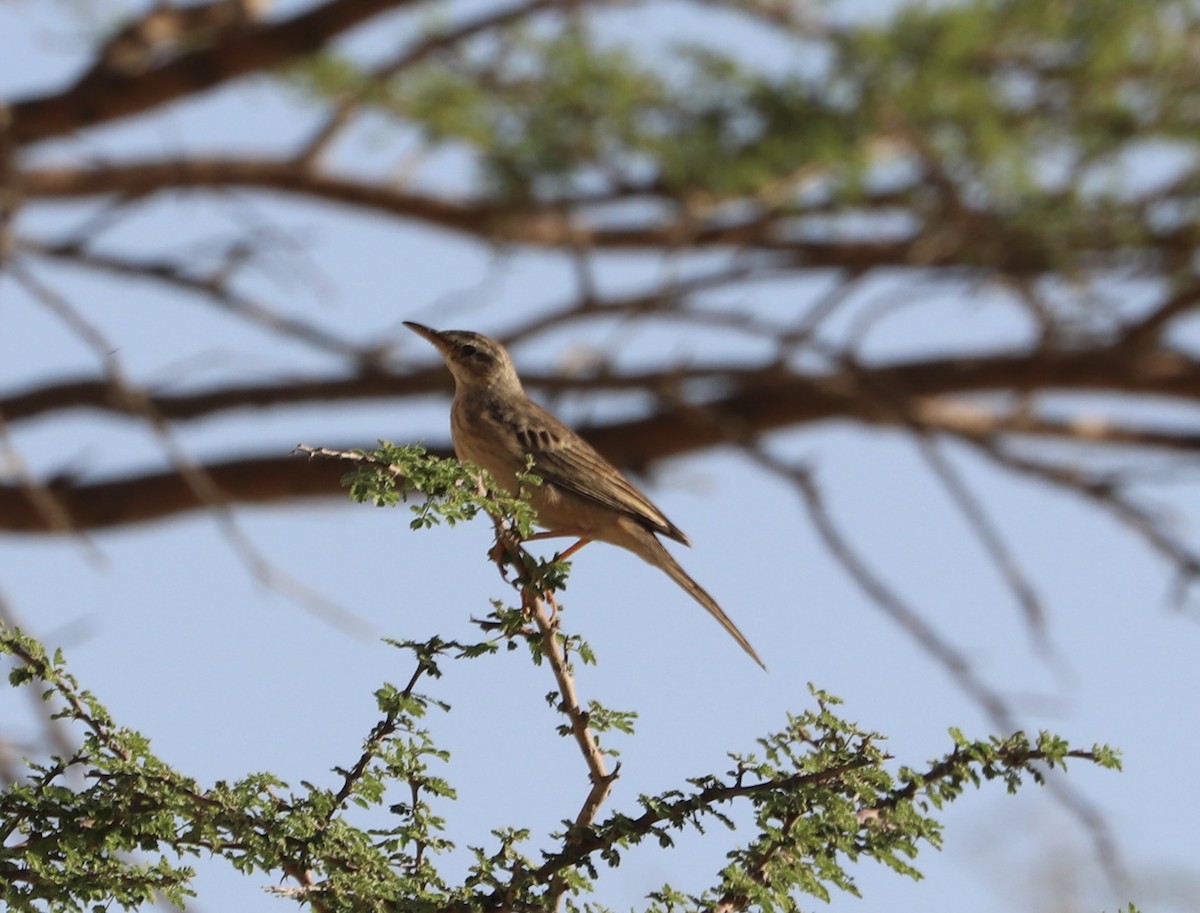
403, 322, 521, 393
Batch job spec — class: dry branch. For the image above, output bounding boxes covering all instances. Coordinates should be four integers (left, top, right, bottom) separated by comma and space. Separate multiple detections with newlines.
9, 0, 424, 145
6, 343, 1200, 431
6, 339, 1200, 533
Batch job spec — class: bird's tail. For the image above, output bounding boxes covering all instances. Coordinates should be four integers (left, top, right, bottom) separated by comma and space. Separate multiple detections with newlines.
640, 536, 766, 670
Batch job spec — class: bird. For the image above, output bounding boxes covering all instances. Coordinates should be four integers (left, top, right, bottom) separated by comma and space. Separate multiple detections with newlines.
404, 321, 765, 669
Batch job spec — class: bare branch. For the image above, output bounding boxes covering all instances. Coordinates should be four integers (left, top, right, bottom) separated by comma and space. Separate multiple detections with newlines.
9, 0, 428, 145
0, 409, 100, 552
911, 433, 1050, 650
14, 159, 865, 258
746, 449, 1130, 893
9, 265, 372, 636
911, 398, 1200, 453
9, 347, 1200, 534
959, 438, 1200, 594
19, 238, 367, 359
500, 262, 768, 346
747, 448, 1018, 730
9, 341, 1200, 449
1119, 281, 1200, 348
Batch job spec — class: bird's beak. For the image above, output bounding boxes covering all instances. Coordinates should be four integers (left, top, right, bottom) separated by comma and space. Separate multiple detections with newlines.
403, 321, 453, 357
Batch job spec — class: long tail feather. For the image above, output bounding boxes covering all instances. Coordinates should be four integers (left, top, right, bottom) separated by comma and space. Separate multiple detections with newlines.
643, 536, 767, 670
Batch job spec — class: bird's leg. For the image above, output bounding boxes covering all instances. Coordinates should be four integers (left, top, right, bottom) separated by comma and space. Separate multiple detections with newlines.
522, 529, 589, 543
520, 529, 595, 562
552, 537, 594, 563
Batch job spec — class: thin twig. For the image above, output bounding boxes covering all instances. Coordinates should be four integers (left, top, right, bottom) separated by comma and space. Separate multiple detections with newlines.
747, 447, 1019, 729
10, 263, 374, 640
912, 432, 1051, 652
22, 238, 365, 359
0, 409, 102, 560
293, 0, 573, 166
487, 510, 617, 911
0, 594, 81, 766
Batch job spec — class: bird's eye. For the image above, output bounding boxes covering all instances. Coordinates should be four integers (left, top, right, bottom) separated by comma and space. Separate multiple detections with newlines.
460, 344, 478, 357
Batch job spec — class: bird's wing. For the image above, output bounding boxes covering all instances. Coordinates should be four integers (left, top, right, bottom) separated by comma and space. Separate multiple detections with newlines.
512, 401, 690, 545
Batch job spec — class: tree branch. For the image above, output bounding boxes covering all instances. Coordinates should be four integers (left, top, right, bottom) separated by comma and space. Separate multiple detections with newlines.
746, 449, 1018, 731
295, 0, 573, 166
19, 238, 367, 359
8, 343, 1200, 437
8, 0, 427, 146
8, 341, 1200, 533
20, 157, 1199, 268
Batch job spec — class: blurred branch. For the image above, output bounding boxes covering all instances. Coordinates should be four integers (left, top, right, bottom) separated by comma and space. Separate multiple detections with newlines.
746, 448, 1018, 729
0, 409, 98, 548
500, 261, 767, 346
7, 343, 1200, 434
744, 449, 1129, 893
8, 263, 372, 636
957, 438, 1200, 595
19, 238, 368, 359
7, 342, 1200, 532
20, 159, 896, 260
295, 0, 575, 167
911, 432, 1050, 649
9, 0, 427, 145
0, 451, 355, 532
1119, 281, 1200, 349
22, 159, 1158, 272
77, 0, 272, 85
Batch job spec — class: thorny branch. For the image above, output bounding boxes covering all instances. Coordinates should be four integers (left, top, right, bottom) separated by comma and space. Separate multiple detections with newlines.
296, 443, 619, 912
480, 501, 620, 910
0, 596, 80, 786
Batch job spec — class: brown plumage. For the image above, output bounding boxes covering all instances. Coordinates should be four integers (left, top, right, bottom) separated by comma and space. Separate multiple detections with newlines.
405, 321, 765, 669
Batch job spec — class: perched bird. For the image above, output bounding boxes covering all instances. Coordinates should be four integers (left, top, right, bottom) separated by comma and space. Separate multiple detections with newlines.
404, 321, 765, 669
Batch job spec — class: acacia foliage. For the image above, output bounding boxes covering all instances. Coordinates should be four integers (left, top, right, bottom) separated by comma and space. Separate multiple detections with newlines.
0, 447, 1121, 911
